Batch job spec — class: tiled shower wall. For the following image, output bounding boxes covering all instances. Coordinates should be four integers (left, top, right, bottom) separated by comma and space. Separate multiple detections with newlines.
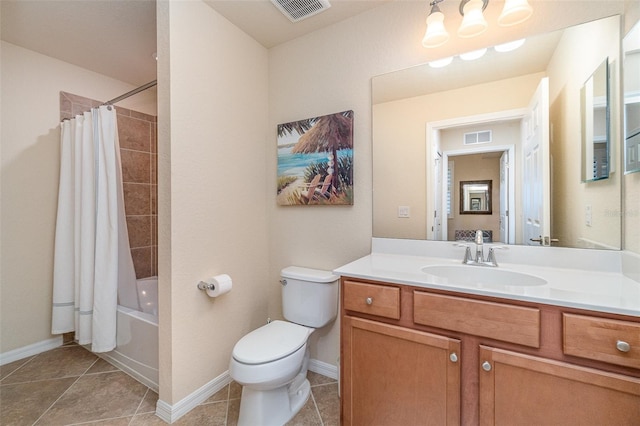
60, 92, 158, 279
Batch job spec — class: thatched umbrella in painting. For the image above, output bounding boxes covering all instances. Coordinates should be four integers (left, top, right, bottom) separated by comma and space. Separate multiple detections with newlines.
291, 111, 353, 192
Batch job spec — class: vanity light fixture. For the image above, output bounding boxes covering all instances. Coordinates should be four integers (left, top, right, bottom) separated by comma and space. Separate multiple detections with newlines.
429, 38, 522, 69
422, 1, 450, 48
498, 0, 533, 26
459, 47, 487, 60
458, 0, 488, 38
494, 38, 525, 52
428, 56, 454, 68
422, 0, 532, 48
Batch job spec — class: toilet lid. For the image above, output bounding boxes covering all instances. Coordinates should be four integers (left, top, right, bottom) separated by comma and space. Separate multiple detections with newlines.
233, 320, 312, 365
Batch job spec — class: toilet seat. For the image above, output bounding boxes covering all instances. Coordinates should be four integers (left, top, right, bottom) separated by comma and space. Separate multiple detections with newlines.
232, 320, 312, 365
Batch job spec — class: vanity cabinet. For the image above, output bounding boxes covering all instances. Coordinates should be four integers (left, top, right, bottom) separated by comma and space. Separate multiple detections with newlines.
340, 277, 640, 426
479, 346, 640, 425
341, 280, 461, 425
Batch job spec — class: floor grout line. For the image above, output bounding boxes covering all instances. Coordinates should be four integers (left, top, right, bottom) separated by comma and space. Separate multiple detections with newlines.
310, 391, 324, 426
134, 387, 151, 415
224, 383, 231, 426
30, 374, 84, 426
0, 355, 36, 383
68, 414, 133, 426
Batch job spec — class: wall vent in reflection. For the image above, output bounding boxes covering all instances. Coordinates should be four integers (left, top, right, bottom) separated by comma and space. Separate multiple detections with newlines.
270, 0, 331, 22
464, 130, 492, 145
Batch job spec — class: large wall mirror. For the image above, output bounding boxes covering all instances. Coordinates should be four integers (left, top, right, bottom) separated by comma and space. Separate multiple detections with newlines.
372, 15, 622, 250
624, 21, 640, 174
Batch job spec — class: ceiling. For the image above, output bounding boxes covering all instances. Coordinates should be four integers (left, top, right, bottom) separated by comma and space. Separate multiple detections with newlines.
0, 0, 392, 86
0, 0, 627, 88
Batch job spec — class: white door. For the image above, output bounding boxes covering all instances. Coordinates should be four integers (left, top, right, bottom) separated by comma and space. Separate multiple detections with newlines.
523, 78, 551, 246
433, 155, 443, 240
499, 151, 509, 244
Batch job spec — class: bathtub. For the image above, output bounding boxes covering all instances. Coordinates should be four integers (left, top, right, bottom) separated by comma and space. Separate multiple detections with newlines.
98, 276, 158, 391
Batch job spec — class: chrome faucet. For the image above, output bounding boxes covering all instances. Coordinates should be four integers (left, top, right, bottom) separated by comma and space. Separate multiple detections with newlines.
459, 230, 502, 267
474, 230, 484, 263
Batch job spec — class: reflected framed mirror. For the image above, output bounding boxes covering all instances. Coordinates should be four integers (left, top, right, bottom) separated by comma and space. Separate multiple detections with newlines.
581, 58, 610, 182
460, 180, 492, 214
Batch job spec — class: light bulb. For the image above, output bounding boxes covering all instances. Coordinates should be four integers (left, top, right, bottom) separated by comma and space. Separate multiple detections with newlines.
460, 48, 487, 61
422, 5, 450, 48
498, 0, 533, 26
428, 57, 454, 68
494, 39, 526, 52
458, 0, 488, 38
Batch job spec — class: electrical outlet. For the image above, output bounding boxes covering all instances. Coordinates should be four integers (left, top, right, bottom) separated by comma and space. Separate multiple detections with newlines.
585, 205, 592, 227
398, 206, 410, 218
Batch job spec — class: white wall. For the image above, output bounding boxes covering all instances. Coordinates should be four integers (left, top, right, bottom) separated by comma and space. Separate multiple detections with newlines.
158, 0, 269, 403
0, 41, 153, 354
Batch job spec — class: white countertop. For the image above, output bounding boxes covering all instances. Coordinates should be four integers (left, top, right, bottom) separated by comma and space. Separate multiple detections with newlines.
334, 239, 640, 317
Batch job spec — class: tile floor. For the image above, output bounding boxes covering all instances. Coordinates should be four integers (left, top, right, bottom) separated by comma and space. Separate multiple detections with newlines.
0, 343, 340, 425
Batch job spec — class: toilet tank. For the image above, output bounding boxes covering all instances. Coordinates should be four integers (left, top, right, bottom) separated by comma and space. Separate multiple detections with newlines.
281, 266, 339, 328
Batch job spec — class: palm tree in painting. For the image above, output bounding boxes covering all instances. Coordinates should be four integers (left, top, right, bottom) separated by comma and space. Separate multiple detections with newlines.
291, 110, 353, 193
277, 119, 314, 138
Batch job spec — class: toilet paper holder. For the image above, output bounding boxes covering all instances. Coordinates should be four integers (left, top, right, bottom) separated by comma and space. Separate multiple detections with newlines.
197, 274, 233, 298
197, 281, 215, 291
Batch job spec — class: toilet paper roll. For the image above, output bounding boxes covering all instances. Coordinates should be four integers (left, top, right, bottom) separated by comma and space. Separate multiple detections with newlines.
204, 274, 232, 298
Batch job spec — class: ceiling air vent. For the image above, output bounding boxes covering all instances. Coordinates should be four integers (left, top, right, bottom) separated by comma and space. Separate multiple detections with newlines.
270, 0, 331, 23
464, 130, 492, 145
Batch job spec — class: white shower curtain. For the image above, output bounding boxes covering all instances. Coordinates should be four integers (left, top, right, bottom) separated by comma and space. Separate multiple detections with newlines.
52, 105, 136, 353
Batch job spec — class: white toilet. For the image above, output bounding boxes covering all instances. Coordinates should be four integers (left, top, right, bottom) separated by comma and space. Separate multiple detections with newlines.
229, 266, 339, 426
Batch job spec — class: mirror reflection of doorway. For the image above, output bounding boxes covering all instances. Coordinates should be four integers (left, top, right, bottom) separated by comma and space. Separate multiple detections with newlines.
448, 153, 502, 241
428, 118, 518, 245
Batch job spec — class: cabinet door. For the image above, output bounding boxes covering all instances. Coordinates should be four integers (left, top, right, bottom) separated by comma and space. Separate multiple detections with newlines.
479, 346, 640, 426
342, 316, 460, 426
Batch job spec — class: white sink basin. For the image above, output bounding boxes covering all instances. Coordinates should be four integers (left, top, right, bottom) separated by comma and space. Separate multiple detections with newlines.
421, 265, 547, 287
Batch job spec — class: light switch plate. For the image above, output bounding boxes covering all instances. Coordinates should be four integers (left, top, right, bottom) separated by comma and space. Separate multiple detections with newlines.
398, 206, 410, 218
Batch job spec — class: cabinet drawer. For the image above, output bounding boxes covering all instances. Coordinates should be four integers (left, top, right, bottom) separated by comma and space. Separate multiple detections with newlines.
563, 313, 640, 369
343, 280, 400, 319
414, 291, 540, 348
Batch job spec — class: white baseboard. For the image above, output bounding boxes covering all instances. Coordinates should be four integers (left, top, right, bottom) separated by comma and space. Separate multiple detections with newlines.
0, 336, 63, 366
154, 358, 338, 423
155, 370, 231, 424
309, 358, 338, 381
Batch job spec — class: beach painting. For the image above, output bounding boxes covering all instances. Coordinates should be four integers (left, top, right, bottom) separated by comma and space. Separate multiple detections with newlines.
277, 110, 354, 206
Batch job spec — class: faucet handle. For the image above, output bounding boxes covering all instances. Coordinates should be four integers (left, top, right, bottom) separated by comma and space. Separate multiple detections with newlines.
486, 248, 498, 266
463, 246, 473, 264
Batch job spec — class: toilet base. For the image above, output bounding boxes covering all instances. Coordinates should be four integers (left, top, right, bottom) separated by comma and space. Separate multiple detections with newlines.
237, 377, 311, 426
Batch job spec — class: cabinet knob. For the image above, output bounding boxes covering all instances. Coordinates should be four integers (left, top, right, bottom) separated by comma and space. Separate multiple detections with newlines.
365, 297, 373, 305
482, 361, 492, 372
449, 352, 458, 363
616, 340, 631, 353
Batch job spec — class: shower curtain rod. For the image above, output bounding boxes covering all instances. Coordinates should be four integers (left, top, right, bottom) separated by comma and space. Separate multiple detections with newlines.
103, 80, 157, 106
